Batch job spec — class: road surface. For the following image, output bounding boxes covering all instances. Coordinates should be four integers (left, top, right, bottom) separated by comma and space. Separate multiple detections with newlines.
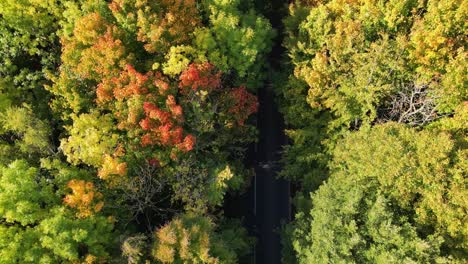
254, 77, 290, 263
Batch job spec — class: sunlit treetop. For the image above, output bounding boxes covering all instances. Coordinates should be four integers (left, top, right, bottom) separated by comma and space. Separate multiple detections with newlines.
285, 0, 467, 132
152, 214, 253, 263
109, 0, 201, 54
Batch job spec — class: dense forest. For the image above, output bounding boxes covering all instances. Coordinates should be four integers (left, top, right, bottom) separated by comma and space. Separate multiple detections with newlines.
279, 0, 467, 263
0, 0, 466, 263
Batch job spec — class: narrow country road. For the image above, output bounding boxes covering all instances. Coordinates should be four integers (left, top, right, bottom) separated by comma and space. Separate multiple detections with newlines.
253, 0, 290, 263
255, 79, 290, 263
224, 1, 290, 262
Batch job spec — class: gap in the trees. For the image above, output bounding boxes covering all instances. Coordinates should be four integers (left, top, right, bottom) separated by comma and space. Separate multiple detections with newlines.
222, 0, 291, 263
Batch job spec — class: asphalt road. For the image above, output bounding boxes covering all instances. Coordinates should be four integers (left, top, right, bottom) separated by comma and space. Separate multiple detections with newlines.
224, 1, 290, 262
253, 0, 290, 261
221, 80, 289, 264
254, 80, 290, 264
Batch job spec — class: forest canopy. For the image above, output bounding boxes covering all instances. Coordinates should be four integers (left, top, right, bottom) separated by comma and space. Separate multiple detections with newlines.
0, 0, 273, 262
0, 0, 466, 263
280, 0, 467, 263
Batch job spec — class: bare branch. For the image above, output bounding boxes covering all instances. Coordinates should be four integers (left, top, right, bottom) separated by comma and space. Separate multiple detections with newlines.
377, 83, 445, 126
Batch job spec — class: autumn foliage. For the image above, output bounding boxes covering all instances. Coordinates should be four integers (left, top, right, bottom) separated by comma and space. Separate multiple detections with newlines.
228, 86, 259, 126
281, 0, 467, 262
64, 180, 104, 219
179, 63, 222, 93
152, 214, 252, 263
53, 0, 261, 218
98, 154, 128, 185
109, 0, 201, 53
2, 0, 467, 263
0, 0, 269, 262
95, 61, 257, 165
63, 13, 129, 81
97, 65, 150, 104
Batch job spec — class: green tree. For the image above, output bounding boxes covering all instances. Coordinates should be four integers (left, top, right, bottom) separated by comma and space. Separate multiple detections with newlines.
290, 123, 467, 263
0, 160, 115, 263
0, 106, 52, 165
280, 2, 467, 260
192, 0, 274, 87
60, 111, 119, 167
279, 0, 467, 188
0, 0, 79, 118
